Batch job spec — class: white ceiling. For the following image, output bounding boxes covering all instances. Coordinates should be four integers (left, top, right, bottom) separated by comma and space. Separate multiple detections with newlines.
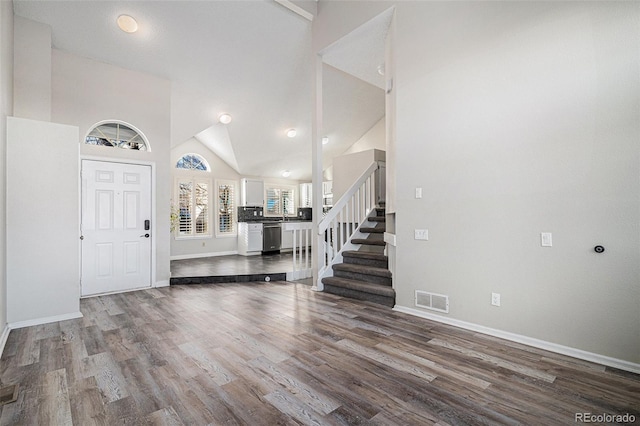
13, 0, 387, 181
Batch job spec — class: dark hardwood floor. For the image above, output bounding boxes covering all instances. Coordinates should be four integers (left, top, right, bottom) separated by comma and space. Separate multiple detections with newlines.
1, 282, 638, 425
170, 253, 296, 278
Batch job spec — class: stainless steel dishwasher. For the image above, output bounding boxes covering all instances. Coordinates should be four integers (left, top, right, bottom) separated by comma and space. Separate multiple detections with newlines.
262, 222, 281, 253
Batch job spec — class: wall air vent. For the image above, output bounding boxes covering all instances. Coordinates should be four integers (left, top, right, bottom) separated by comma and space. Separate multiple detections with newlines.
415, 290, 449, 314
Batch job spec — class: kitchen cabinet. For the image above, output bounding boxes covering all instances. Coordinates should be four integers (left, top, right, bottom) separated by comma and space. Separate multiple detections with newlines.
238, 222, 262, 255
241, 178, 264, 207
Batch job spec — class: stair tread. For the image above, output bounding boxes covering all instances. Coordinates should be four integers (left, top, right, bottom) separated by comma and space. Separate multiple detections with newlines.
343, 250, 388, 261
352, 238, 386, 246
333, 263, 391, 278
360, 227, 385, 233
322, 277, 395, 297
368, 217, 385, 222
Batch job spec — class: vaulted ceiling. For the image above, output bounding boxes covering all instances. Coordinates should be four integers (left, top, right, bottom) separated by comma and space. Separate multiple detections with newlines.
13, 0, 387, 181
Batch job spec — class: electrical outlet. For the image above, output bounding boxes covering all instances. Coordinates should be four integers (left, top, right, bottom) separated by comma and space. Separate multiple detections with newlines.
541, 232, 552, 247
414, 229, 429, 240
491, 292, 501, 307
415, 187, 423, 199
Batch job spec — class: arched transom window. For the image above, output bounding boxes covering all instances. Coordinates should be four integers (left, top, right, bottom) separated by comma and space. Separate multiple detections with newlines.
176, 153, 210, 171
85, 121, 149, 151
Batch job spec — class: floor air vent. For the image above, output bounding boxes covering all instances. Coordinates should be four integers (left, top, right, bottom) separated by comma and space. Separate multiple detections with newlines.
415, 290, 449, 313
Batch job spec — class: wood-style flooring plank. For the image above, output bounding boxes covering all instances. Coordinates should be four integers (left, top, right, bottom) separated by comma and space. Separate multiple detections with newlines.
0, 281, 638, 426
38, 368, 73, 426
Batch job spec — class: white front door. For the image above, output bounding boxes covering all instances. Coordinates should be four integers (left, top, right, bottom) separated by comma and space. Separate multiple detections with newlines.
81, 160, 152, 296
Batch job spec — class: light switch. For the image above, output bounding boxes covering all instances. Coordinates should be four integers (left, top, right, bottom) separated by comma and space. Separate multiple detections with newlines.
415, 187, 423, 199
541, 232, 552, 247
414, 229, 429, 240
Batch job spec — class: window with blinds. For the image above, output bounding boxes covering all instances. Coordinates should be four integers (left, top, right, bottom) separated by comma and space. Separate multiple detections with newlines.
265, 185, 296, 217
178, 182, 193, 234
177, 179, 209, 236
217, 180, 236, 236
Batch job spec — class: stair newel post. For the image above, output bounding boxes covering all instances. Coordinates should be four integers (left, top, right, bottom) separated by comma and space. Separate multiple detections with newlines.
371, 170, 376, 211
370, 173, 375, 212
361, 183, 365, 222
339, 210, 343, 253
345, 198, 350, 239
332, 219, 337, 265
355, 187, 360, 226
349, 194, 354, 235
365, 176, 369, 213
304, 227, 309, 272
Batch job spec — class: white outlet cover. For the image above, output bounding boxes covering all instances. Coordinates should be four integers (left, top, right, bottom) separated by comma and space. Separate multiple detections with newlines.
541, 232, 552, 247
491, 292, 501, 306
415, 187, 423, 199
414, 229, 429, 240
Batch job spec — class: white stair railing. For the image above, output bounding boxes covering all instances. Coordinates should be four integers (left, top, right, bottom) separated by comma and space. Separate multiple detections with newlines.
316, 161, 384, 290
284, 222, 313, 280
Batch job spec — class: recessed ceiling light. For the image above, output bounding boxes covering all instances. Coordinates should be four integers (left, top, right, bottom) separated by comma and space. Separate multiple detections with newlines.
282, 170, 291, 178
286, 129, 297, 138
117, 15, 138, 33
322, 136, 329, 145
219, 113, 232, 124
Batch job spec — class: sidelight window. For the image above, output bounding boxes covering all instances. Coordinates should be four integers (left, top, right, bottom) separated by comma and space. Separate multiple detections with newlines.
216, 180, 236, 236
177, 180, 209, 236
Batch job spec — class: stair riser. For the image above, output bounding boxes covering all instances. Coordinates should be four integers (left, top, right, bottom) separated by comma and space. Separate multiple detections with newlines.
357, 246, 385, 254
343, 256, 388, 269
323, 285, 395, 307
333, 270, 392, 286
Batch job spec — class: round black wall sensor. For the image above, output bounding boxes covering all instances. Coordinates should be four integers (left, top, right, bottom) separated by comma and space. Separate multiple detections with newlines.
594, 246, 605, 253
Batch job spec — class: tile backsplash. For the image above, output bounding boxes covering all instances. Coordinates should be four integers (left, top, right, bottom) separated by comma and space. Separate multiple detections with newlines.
237, 206, 264, 222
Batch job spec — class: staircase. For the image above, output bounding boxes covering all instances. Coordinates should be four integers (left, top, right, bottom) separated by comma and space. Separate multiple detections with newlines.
321, 206, 395, 307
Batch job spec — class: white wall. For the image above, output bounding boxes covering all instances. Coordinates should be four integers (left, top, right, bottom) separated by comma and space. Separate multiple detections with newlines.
323, 117, 385, 188
7, 118, 80, 324
13, 16, 51, 121
332, 149, 385, 202
342, 117, 385, 156
0, 0, 14, 338
316, 1, 640, 366
51, 49, 172, 287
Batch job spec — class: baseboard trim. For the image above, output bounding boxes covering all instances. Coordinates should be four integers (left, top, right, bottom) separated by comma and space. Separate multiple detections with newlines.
393, 305, 640, 375
0, 324, 10, 359
155, 280, 170, 288
8, 311, 84, 330
170, 250, 238, 261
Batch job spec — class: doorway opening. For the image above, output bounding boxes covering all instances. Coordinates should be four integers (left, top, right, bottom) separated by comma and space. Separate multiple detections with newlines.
81, 160, 153, 296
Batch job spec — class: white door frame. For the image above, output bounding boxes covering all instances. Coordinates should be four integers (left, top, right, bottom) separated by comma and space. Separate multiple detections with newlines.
80, 155, 157, 296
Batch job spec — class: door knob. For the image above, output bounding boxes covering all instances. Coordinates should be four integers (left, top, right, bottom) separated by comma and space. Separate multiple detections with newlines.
141, 233, 150, 238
